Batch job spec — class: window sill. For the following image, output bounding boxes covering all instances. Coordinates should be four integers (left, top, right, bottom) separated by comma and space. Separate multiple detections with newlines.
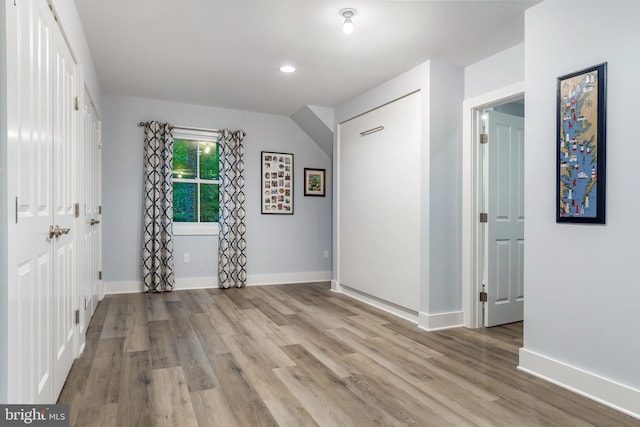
173, 223, 219, 236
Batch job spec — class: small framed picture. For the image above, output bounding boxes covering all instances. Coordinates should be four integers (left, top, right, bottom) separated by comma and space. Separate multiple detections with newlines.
304, 168, 326, 197
262, 151, 293, 214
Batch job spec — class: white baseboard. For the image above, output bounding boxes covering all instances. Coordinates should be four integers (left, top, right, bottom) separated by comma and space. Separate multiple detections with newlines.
418, 311, 464, 331
103, 271, 332, 294
247, 271, 331, 286
333, 284, 419, 324
176, 276, 218, 289
518, 348, 640, 420
104, 280, 143, 294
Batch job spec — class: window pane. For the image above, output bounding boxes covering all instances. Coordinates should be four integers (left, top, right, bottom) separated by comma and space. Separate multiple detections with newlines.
173, 182, 198, 222
172, 139, 197, 179
199, 142, 219, 180
200, 183, 219, 222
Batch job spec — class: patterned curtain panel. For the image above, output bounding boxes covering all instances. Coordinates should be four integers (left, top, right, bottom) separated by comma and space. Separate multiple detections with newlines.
142, 121, 175, 292
218, 129, 247, 288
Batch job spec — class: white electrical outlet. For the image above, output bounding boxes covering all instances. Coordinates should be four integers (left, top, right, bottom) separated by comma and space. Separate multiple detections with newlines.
323, 250, 330, 259
184, 253, 191, 263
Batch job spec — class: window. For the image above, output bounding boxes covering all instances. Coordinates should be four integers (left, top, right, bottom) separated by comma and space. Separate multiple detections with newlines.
171, 127, 220, 235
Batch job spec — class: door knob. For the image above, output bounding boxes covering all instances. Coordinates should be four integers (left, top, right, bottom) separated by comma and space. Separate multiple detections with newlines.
90, 218, 100, 226
48, 225, 71, 238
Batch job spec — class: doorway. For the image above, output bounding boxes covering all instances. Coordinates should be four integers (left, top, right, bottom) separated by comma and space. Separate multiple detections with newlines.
462, 82, 525, 329
480, 103, 524, 326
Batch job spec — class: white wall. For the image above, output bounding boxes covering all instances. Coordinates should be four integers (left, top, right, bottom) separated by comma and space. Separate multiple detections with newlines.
521, 0, 640, 417
335, 62, 430, 124
102, 95, 332, 290
0, 0, 8, 404
465, 43, 524, 100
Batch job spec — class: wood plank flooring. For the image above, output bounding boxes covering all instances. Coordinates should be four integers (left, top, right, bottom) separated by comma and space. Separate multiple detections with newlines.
58, 282, 639, 426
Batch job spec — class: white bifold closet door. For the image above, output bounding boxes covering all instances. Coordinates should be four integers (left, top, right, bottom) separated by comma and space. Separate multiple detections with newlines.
7, 0, 77, 403
79, 88, 102, 352
338, 92, 421, 311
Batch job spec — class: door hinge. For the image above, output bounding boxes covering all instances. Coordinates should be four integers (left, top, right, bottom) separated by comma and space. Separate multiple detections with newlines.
479, 213, 488, 223
98, 205, 102, 214
74, 96, 79, 111
84, 298, 87, 310
74, 203, 80, 218
75, 309, 80, 325
98, 271, 102, 280
479, 291, 488, 302
480, 133, 488, 144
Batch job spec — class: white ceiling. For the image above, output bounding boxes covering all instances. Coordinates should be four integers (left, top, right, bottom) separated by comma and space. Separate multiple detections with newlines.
74, 0, 539, 116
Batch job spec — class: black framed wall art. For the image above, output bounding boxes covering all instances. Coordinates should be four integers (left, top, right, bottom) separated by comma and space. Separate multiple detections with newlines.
303, 168, 326, 197
261, 151, 294, 214
557, 62, 607, 224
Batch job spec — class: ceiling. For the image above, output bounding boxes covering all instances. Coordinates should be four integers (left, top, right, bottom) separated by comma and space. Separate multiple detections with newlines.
74, 0, 539, 116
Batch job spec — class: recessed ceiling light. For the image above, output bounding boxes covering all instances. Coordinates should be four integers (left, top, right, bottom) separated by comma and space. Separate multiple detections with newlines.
279, 65, 296, 73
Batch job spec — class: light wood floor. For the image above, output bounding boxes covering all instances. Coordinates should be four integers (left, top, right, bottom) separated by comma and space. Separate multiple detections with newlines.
58, 282, 638, 426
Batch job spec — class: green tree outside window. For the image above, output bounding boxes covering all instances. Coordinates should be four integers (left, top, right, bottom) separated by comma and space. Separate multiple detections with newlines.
172, 138, 219, 223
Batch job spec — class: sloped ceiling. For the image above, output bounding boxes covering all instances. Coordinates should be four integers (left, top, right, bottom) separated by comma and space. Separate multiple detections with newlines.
74, 0, 539, 116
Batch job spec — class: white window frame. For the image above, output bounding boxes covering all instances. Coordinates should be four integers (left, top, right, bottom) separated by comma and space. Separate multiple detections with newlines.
172, 127, 221, 236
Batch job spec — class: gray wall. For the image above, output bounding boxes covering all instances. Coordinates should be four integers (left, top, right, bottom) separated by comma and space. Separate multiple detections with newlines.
523, 0, 640, 391
464, 43, 524, 99
428, 61, 464, 314
102, 95, 332, 288
0, 0, 8, 404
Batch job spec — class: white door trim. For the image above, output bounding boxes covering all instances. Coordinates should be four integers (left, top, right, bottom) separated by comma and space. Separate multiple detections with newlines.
462, 81, 524, 328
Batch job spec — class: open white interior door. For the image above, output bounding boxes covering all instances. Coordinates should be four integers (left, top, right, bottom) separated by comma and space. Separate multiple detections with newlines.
484, 110, 525, 327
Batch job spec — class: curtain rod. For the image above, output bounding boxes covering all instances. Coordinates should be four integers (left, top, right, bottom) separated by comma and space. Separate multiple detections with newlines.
137, 122, 221, 134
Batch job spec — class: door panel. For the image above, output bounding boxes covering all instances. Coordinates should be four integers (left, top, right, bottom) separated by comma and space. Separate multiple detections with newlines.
485, 110, 525, 327
83, 92, 101, 317
8, 0, 55, 403
495, 239, 511, 302
51, 23, 77, 399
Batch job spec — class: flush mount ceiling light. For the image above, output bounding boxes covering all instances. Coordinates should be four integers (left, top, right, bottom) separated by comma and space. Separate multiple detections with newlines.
279, 64, 296, 73
340, 8, 357, 35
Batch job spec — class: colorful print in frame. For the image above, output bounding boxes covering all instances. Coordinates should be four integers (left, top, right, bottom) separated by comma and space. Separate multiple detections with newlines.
303, 168, 326, 197
557, 62, 606, 224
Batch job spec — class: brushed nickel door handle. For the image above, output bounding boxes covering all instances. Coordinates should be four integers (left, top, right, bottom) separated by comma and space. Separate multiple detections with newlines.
90, 218, 100, 226
48, 225, 70, 238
